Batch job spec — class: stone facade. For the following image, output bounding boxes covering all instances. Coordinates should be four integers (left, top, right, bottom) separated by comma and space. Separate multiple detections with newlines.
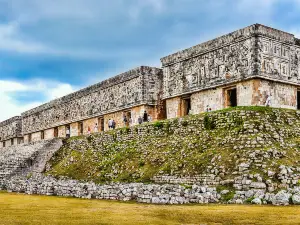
0, 117, 23, 148
21, 66, 162, 136
161, 24, 300, 116
1, 24, 300, 147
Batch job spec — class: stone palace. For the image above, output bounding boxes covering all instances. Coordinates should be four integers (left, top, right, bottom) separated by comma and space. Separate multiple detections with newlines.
1, 24, 300, 148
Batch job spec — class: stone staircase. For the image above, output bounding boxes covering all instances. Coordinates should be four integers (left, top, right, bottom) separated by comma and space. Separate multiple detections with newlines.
0, 139, 63, 185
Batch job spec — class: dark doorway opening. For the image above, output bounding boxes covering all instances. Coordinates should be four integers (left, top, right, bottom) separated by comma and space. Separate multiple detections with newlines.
182, 97, 191, 116
97, 118, 104, 132
54, 127, 58, 138
65, 125, 70, 138
27, 159, 33, 167
11, 139, 14, 146
227, 88, 237, 107
28, 134, 32, 143
78, 122, 84, 135
18, 138, 23, 145
297, 91, 300, 110
3, 142, 5, 148
41, 131, 45, 140
123, 111, 131, 126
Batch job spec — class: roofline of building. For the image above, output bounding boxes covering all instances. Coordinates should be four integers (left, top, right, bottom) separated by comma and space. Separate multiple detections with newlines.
20, 66, 162, 118
0, 116, 22, 127
160, 23, 297, 67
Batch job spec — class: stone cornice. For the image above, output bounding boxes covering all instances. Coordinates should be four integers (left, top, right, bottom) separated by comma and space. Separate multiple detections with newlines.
161, 24, 296, 67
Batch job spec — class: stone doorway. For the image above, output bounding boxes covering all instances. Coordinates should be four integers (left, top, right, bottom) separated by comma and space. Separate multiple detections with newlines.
297, 90, 300, 110
54, 127, 58, 138
28, 134, 32, 143
123, 110, 131, 126
41, 131, 44, 140
225, 87, 237, 108
65, 125, 70, 138
78, 122, 83, 135
181, 96, 191, 116
97, 117, 104, 132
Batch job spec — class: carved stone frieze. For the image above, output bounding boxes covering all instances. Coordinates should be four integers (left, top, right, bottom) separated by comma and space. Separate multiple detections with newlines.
0, 117, 22, 141
21, 66, 162, 134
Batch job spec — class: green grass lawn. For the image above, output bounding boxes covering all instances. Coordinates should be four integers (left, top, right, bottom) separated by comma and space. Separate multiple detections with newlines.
0, 192, 299, 225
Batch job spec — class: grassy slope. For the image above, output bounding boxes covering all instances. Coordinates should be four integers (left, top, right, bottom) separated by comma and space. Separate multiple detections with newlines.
46, 106, 300, 184
0, 192, 300, 225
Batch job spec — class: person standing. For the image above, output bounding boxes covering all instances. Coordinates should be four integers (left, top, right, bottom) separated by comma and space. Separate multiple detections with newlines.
143, 110, 148, 122
265, 94, 272, 107
112, 120, 116, 129
94, 123, 98, 133
148, 115, 152, 122
66, 128, 70, 138
88, 126, 91, 135
138, 116, 143, 125
123, 115, 128, 127
108, 119, 113, 130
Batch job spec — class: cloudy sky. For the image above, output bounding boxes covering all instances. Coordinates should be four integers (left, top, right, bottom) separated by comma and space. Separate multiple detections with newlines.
0, 0, 300, 121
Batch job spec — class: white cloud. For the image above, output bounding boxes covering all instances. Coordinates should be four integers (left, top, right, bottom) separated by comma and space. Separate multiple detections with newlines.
0, 23, 48, 54
0, 79, 77, 121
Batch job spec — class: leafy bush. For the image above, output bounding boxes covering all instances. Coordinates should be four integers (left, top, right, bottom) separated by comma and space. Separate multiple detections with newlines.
204, 115, 216, 130
138, 160, 145, 167
153, 121, 163, 129
245, 197, 255, 204
222, 191, 235, 202
181, 120, 188, 127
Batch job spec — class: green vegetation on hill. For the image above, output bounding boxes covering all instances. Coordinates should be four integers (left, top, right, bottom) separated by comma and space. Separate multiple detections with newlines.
46, 107, 300, 186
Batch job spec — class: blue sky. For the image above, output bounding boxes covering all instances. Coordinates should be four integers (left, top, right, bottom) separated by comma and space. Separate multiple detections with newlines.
0, 0, 300, 121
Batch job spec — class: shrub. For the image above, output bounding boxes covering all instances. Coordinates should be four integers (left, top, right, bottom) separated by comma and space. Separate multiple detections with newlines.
222, 191, 235, 202
245, 197, 255, 204
181, 120, 188, 127
120, 127, 130, 134
204, 115, 216, 130
138, 160, 145, 167
153, 121, 163, 129
87, 135, 93, 143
